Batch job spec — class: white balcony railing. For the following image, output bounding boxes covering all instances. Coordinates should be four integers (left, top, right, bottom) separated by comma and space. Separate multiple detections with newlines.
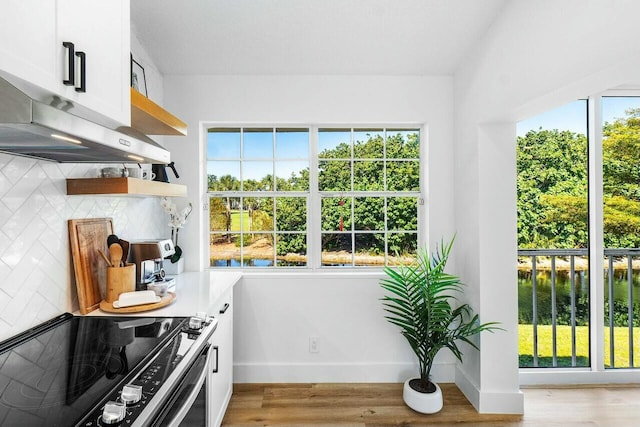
518, 248, 639, 369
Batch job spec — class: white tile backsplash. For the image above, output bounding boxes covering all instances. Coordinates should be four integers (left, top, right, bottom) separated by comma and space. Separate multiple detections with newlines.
0, 154, 169, 341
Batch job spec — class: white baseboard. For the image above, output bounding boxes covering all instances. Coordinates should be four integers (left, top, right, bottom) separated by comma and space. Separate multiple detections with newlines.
455, 365, 524, 414
454, 366, 480, 409
233, 361, 456, 384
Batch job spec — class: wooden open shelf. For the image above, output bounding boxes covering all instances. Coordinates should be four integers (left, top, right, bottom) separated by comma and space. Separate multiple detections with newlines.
66, 177, 187, 197
130, 88, 187, 136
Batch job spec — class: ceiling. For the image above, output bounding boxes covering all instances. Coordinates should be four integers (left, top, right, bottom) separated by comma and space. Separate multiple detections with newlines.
130, 0, 506, 76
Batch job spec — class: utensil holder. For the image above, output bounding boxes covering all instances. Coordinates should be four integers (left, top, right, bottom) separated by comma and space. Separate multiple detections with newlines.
106, 263, 136, 303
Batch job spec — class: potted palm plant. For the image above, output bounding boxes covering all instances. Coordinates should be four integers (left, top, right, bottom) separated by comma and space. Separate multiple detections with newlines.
380, 237, 500, 414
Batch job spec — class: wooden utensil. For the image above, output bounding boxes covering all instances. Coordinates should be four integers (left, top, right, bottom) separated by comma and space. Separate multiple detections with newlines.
119, 239, 130, 265
68, 218, 114, 314
97, 249, 112, 267
109, 243, 123, 267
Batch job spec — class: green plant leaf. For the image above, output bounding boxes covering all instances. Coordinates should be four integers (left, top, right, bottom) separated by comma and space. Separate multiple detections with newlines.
379, 236, 502, 381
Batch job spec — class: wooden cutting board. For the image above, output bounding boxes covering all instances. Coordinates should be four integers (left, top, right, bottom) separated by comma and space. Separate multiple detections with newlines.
99, 292, 176, 313
68, 218, 114, 314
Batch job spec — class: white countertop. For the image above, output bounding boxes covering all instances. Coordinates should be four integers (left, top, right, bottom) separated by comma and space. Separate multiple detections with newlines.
84, 271, 242, 317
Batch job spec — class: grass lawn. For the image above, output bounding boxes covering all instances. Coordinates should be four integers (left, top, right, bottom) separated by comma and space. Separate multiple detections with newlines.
519, 324, 640, 368
230, 210, 250, 231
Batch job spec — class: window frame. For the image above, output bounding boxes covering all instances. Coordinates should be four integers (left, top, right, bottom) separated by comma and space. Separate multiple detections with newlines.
518, 89, 640, 385
204, 124, 426, 270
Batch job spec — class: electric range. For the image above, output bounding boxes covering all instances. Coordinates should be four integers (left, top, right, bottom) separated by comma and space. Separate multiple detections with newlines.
0, 312, 216, 426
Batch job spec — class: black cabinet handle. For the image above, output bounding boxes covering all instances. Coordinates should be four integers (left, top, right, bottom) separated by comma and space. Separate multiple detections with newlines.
62, 42, 75, 86
75, 51, 86, 92
219, 303, 230, 314
212, 345, 219, 373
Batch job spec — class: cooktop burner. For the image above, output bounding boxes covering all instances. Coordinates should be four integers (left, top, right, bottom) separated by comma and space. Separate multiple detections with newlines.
0, 314, 186, 427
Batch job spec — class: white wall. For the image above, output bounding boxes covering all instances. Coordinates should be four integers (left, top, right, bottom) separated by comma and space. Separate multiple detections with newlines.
235, 273, 459, 383
130, 25, 164, 106
453, 0, 640, 414
159, 1, 640, 414
0, 155, 167, 342
161, 75, 459, 381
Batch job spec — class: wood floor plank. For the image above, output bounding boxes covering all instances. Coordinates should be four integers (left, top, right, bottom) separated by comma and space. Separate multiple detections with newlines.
262, 383, 403, 409
224, 392, 264, 410
222, 383, 640, 427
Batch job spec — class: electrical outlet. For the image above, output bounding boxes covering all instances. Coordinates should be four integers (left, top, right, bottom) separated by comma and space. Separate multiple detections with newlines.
309, 336, 319, 353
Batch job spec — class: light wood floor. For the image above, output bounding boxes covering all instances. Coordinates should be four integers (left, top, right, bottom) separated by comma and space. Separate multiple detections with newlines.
222, 383, 640, 427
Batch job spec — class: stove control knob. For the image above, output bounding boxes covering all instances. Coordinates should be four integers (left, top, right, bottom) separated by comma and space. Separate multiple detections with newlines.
101, 401, 126, 425
189, 316, 203, 330
121, 384, 143, 405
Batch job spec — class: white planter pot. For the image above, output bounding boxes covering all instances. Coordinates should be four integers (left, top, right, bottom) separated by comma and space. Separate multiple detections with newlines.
164, 257, 184, 275
402, 378, 443, 414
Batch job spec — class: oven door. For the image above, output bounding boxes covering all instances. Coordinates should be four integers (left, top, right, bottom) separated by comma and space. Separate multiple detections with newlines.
151, 342, 212, 427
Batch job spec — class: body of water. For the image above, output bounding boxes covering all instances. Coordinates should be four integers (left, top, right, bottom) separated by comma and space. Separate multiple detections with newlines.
518, 269, 640, 325
211, 258, 306, 267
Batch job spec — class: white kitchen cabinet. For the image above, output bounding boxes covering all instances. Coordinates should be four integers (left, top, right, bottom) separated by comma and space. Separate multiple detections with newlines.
208, 287, 234, 427
0, 0, 57, 93
0, 0, 130, 127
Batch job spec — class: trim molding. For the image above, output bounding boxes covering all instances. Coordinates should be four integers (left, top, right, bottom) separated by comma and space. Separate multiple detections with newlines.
455, 365, 524, 414
233, 361, 456, 384
520, 369, 640, 386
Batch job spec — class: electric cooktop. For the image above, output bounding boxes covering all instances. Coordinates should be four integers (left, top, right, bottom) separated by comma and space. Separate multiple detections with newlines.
0, 313, 186, 426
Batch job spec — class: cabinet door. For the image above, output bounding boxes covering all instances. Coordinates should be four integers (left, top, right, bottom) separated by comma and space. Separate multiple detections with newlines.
0, 0, 57, 91
57, 0, 131, 126
208, 290, 234, 427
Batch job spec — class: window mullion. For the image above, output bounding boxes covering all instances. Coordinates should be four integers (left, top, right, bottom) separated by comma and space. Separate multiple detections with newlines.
309, 125, 321, 269
271, 128, 277, 266
352, 129, 357, 266
418, 127, 427, 250
383, 129, 388, 264
588, 94, 605, 372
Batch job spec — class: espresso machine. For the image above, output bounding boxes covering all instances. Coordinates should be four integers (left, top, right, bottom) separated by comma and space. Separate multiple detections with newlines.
129, 239, 176, 290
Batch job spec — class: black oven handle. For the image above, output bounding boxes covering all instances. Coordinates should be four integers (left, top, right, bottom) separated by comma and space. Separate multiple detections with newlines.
164, 343, 212, 427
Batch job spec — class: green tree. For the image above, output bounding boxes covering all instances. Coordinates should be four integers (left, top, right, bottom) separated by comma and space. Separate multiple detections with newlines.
603, 108, 640, 200
275, 197, 306, 255
209, 197, 229, 242
602, 108, 640, 247
209, 175, 240, 242
318, 131, 419, 256
517, 108, 640, 249
516, 129, 588, 248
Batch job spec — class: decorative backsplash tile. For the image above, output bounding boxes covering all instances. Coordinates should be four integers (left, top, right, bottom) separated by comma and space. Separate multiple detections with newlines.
0, 154, 170, 341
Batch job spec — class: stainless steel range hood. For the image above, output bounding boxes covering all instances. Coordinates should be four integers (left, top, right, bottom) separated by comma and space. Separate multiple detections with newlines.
0, 77, 170, 163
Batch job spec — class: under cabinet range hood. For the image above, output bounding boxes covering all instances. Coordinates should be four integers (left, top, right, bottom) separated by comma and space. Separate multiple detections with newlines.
0, 77, 170, 163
